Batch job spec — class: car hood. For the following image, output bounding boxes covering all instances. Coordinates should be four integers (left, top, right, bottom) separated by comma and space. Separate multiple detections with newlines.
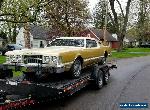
6, 46, 84, 56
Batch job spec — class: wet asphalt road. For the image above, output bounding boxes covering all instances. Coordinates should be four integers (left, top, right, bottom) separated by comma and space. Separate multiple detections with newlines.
36, 56, 150, 110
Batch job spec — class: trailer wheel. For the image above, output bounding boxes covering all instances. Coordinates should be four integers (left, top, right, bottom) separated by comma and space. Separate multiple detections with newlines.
95, 69, 104, 89
103, 70, 109, 85
70, 59, 82, 78
91, 65, 104, 89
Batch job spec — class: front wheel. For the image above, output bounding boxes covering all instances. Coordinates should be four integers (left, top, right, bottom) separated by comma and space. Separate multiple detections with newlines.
70, 59, 82, 78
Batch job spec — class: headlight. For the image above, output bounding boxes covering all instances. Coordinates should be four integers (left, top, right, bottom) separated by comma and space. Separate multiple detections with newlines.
43, 56, 62, 65
43, 56, 50, 63
16, 55, 22, 62
51, 56, 62, 65
9, 55, 22, 63
10, 55, 16, 62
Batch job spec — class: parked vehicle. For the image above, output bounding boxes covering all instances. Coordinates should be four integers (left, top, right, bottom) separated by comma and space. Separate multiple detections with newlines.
139, 42, 150, 48
0, 44, 23, 55
5, 37, 111, 78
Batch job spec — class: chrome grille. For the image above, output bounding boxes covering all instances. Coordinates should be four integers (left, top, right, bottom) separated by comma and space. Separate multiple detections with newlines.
24, 55, 43, 64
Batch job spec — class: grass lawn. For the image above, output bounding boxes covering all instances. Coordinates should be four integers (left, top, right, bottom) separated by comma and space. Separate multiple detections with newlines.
112, 52, 149, 59
0, 55, 23, 77
112, 48, 150, 59
122, 48, 150, 52
0, 55, 6, 64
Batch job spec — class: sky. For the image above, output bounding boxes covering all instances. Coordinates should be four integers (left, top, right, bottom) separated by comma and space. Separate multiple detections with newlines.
88, 0, 128, 13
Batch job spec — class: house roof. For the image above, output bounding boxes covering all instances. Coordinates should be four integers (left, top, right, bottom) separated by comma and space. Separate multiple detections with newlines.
30, 25, 49, 40
89, 28, 118, 41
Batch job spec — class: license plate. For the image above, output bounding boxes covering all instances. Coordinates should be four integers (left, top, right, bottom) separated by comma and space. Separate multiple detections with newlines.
6, 80, 18, 86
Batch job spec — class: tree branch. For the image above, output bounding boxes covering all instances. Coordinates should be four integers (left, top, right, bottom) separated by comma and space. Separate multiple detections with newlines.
116, 0, 125, 18
108, 12, 115, 26
122, 0, 132, 33
0, 19, 33, 23
109, 0, 119, 31
0, 13, 15, 16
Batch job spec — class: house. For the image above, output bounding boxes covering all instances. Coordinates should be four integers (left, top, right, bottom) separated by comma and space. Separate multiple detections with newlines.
16, 25, 49, 48
77, 28, 119, 49
123, 37, 138, 47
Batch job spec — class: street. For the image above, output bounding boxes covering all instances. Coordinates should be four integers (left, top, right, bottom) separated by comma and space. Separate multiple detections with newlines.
37, 56, 150, 110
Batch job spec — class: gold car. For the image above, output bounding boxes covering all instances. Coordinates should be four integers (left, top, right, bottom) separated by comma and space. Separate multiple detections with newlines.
5, 37, 111, 78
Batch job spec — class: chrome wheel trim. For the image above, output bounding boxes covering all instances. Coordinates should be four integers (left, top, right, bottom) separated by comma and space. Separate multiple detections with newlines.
98, 75, 103, 87
105, 72, 109, 82
73, 60, 81, 77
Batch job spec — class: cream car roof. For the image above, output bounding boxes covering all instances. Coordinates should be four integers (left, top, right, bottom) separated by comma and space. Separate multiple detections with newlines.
56, 37, 97, 41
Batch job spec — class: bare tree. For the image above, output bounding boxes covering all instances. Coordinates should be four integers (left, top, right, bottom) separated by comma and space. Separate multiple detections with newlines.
0, 0, 52, 48
108, 0, 132, 51
45, 0, 90, 36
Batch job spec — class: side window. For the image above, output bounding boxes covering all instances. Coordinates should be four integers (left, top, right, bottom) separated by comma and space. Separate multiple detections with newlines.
86, 39, 97, 48
91, 40, 97, 47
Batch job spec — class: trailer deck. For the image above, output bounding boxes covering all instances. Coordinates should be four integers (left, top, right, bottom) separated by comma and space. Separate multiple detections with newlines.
0, 64, 116, 110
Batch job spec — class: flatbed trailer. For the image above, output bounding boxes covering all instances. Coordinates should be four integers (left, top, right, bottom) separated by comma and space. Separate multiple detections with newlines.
0, 63, 116, 110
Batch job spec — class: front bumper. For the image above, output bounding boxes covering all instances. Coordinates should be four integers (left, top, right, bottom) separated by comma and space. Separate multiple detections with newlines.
3, 63, 65, 74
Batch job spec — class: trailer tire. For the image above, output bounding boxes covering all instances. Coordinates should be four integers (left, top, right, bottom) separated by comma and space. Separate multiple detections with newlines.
91, 65, 104, 89
95, 69, 104, 89
103, 70, 109, 85
70, 59, 82, 78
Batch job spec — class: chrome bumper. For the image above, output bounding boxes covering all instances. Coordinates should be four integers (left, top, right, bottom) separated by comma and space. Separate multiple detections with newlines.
3, 63, 65, 74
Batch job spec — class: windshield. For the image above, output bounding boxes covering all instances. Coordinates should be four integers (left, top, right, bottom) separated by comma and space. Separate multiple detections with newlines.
47, 39, 84, 47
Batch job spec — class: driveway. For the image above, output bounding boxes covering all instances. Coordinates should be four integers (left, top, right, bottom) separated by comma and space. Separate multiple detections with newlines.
36, 56, 150, 110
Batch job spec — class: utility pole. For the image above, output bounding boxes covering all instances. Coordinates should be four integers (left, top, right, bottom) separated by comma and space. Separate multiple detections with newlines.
103, 0, 108, 46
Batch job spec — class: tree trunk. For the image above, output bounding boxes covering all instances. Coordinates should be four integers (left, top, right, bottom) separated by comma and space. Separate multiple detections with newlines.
0, 0, 3, 9
8, 28, 12, 43
12, 24, 17, 43
108, 0, 132, 51
24, 22, 31, 49
117, 33, 124, 51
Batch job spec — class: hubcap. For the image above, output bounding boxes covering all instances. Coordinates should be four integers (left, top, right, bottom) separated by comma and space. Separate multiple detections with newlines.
98, 75, 103, 86
74, 61, 81, 77
105, 73, 109, 82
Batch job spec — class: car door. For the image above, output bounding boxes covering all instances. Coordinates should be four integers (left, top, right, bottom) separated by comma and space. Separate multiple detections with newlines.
84, 39, 104, 65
